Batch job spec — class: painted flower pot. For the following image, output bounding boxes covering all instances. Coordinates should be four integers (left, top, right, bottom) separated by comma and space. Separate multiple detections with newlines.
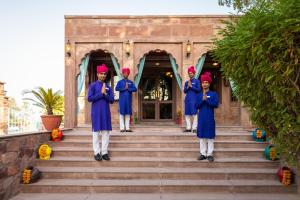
38, 144, 52, 160
277, 166, 294, 185
264, 144, 280, 161
252, 128, 266, 142
51, 129, 63, 141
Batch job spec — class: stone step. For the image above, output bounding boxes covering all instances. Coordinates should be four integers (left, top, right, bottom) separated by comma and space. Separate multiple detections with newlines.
67, 129, 250, 134
39, 167, 278, 180
76, 125, 246, 131
63, 133, 253, 141
21, 179, 297, 193
49, 140, 267, 148
36, 156, 279, 168
10, 192, 300, 200
50, 147, 265, 158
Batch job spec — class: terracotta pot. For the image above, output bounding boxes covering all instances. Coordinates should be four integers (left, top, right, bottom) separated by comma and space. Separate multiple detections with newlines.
176, 118, 182, 125
40, 115, 63, 131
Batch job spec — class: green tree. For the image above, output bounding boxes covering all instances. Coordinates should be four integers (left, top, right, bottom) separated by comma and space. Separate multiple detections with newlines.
218, 0, 256, 11
213, 0, 300, 167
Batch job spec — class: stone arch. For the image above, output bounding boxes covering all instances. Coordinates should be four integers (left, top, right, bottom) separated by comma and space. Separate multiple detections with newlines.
75, 43, 123, 76
134, 49, 182, 88
77, 48, 121, 78
76, 48, 121, 126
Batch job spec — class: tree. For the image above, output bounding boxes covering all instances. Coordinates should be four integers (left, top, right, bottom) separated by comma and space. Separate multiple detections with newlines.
213, 0, 300, 167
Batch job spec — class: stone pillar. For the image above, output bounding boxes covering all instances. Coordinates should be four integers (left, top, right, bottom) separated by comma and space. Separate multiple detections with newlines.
0, 82, 8, 135
181, 41, 193, 121
64, 40, 77, 128
240, 103, 254, 129
124, 41, 137, 122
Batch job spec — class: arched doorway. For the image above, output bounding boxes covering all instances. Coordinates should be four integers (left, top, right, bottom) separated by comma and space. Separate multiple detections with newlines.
197, 52, 222, 103
196, 52, 240, 125
137, 50, 181, 122
77, 49, 121, 125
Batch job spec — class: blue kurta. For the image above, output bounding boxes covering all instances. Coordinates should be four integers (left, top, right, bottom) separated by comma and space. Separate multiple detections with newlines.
184, 78, 201, 115
196, 91, 219, 139
87, 81, 114, 132
115, 79, 137, 115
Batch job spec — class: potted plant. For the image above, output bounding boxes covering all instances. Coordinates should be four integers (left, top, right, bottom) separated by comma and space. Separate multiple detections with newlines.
23, 87, 64, 131
176, 109, 182, 125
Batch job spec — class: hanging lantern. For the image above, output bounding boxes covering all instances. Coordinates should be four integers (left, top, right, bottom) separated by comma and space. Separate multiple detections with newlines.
277, 166, 294, 185
264, 144, 280, 161
38, 144, 52, 160
125, 40, 130, 56
186, 40, 191, 57
252, 128, 266, 142
65, 40, 71, 57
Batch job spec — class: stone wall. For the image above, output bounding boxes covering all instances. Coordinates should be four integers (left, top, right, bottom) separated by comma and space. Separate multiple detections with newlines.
0, 82, 8, 135
0, 131, 50, 200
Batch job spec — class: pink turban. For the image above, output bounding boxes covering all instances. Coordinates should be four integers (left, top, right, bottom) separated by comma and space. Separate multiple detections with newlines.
188, 66, 196, 74
97, 64, 108, 73
200, 72, 212, 84
122, 67, 130, 75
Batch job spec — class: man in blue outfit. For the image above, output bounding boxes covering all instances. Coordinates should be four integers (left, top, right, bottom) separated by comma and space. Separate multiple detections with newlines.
196, 72, 219, 162
87, 64, 114, 161
183, 66, 201, 133
116, 67, 137, 132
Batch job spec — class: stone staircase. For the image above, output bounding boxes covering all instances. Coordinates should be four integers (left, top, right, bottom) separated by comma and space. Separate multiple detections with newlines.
13, 125, 299, 200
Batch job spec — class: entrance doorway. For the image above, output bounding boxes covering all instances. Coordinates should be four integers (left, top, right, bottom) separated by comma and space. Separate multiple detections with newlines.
78, 49, 120, 125
139, 50, 177, 121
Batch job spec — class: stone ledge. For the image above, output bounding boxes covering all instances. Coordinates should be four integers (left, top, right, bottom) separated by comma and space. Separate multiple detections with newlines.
0, 128, 73, 139
64, 15, 237, 19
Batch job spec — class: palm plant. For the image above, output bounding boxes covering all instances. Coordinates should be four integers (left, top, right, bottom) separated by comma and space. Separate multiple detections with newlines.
23, 87, 64, 115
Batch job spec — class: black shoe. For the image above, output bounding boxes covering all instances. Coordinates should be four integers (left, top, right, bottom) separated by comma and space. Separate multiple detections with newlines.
197, 155, 207, 160
126, 129, 133, 132
120, 130, 125, 132
192, 130, 197, 133
102, 154, 110, 161
183, 129, 191, 133
207, 155, 214, 162
94, 153, 102, 161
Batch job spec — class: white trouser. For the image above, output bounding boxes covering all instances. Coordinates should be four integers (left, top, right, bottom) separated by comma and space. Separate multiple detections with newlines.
92, 131, 110, 155
119, 114, 130, 130
185, 115, 198, 130
199, 139, 214, 156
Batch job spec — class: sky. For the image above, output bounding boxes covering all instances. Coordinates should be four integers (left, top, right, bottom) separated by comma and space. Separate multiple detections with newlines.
0, 0, 235, 103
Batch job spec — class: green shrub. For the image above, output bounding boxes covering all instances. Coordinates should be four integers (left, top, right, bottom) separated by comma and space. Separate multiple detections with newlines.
213, 0, 300, 167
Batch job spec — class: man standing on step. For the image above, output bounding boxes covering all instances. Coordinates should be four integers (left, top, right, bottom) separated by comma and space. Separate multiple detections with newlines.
196, 72, 219, 162
88, 64, 114, 161
183, 66, 201, 133
116, 67, 137, 132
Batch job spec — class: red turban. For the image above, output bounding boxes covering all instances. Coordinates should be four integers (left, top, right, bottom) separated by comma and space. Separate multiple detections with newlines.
97, 64, 108, 73
200, 72, 212, 84
122, 67, 130, 75
188, 66, 196, 74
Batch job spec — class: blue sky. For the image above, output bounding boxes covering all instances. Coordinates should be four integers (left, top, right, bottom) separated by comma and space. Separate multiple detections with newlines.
0, 0, 235, 102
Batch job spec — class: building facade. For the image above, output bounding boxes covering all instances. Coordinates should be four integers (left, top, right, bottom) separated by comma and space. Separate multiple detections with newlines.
64, 15, 252, 128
